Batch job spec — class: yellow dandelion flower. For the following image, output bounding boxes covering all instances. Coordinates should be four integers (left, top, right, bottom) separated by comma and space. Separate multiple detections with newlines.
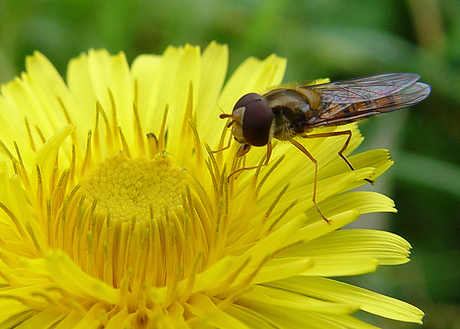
0, 42, 423, 328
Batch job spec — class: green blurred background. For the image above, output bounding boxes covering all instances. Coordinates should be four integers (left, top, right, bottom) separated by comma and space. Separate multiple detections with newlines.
0, 0, 458, 328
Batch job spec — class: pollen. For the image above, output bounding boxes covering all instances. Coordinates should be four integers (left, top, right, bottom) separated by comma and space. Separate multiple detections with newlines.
81, 152, 185, 222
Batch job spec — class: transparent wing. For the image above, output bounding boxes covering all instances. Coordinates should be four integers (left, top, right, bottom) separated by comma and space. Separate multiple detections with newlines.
304, 73, 421, 103
300, 73, 431, 127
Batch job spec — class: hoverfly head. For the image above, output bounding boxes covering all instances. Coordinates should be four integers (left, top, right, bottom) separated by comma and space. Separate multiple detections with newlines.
233, 93, 274, 147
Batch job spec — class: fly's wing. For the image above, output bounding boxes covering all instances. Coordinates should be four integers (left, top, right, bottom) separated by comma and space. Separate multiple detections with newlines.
308, 73, 422, 103
300, 73, 431, 127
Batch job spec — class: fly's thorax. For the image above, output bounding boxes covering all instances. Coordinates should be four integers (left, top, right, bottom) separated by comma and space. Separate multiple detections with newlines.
266, 89, 315, 120
295, 87, 322, 110
272, 124, 295, 141
265, 88, 318, 140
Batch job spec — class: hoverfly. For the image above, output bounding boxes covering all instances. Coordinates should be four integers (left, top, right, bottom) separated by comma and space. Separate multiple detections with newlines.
218, 73, 431, 223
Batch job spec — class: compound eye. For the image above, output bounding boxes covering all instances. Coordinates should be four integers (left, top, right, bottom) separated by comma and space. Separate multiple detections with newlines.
233, 93, 261, 112
233, 93, 273, 147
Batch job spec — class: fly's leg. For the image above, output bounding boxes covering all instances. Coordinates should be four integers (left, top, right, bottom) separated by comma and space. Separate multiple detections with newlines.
228, 142, 273, 180
303, 130, 375, 185
211, 129, 233, 154
289, 139, 330, 224
210, 119, 273, 180
291, 129, 375, 223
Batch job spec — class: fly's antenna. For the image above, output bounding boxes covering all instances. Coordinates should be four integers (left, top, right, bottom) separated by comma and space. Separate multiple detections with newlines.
219, 113, 235, 127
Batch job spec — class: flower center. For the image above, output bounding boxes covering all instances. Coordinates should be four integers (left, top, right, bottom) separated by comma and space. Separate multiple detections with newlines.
53, 151, 195, 290
81, 152, 184, 222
